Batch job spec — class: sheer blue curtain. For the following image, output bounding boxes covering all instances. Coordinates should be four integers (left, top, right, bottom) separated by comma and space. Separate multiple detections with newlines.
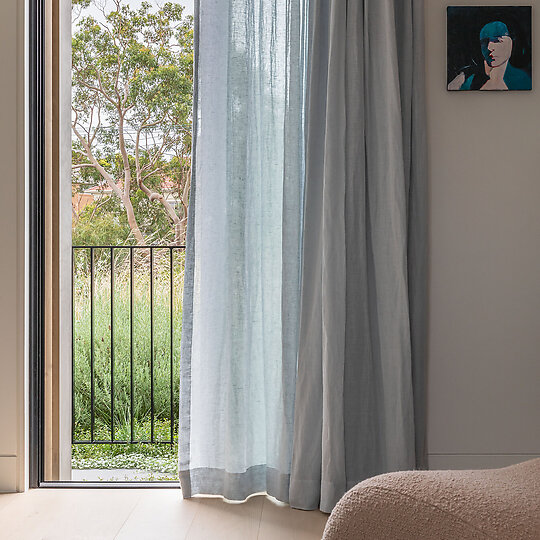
179, 0, 307, 501
180, 0, 427, 512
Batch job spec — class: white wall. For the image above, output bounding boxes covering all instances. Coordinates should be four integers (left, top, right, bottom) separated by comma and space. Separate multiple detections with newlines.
426, 1, 540, 469
0, 0, 26, 492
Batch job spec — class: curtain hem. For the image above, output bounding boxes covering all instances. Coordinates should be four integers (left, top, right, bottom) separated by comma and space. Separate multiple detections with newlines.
180, 465, 290, 504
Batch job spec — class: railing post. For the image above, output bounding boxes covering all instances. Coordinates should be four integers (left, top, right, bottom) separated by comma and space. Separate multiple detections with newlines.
71, 248, 75, 444
130, 247, 134, 443
110, 247, 115, 442
150, 247, 154, 443
170, 247, 174, 445
90, 247, 95, 443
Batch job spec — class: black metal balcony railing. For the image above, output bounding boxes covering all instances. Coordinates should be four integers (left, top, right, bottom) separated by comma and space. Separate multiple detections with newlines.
72, 245, 185, 446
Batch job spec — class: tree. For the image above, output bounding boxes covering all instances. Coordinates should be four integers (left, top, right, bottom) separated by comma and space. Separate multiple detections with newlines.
72, 0, 193, 245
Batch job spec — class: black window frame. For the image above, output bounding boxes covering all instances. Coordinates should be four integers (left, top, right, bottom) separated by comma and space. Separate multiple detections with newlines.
28, 0, 45, 489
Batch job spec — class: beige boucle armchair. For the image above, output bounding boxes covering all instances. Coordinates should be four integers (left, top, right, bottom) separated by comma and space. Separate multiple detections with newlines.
323, 458, 540, 539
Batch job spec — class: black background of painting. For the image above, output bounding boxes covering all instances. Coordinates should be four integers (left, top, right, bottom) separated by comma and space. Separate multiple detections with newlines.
447, 6, 532, 85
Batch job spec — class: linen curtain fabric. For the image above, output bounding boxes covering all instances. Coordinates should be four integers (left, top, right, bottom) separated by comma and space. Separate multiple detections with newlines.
179, 0, 307, 501
289, 0, 427, 513
180, 0, 427, 512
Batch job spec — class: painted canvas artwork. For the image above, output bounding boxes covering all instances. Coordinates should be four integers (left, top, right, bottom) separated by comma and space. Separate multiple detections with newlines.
447, 6, 532, 91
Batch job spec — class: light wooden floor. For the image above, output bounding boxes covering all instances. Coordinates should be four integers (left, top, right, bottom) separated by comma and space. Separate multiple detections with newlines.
0, 488, 328, 540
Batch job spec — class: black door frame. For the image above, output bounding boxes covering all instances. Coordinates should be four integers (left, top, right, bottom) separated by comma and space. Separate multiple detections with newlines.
28, 0, 45, 489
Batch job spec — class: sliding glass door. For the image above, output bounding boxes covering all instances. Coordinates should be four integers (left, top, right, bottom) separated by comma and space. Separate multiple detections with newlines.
32, 0, 193, 485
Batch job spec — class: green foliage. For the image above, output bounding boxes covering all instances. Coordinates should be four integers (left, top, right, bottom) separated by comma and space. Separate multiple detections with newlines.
72, 0, 193, 245
72, 249, 184, 474
73, 200, 130, 246
72, 420, 178, 479
72, 1, 193, 123
73, 190, 178, 246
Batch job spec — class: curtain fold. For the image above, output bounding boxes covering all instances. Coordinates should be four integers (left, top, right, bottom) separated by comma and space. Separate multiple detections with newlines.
289, 0, 427, 513
179, 0, 307, 502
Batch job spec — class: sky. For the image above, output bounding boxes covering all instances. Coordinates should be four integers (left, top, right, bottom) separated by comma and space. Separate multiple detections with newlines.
80, 0, 194, 23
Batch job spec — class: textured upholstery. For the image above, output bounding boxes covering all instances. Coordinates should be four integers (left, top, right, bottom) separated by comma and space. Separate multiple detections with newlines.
322, 458, 540, 539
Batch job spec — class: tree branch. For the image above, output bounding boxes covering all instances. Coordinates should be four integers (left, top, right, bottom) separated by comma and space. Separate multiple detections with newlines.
72, 122, 124, 199
72, 163, 98, 170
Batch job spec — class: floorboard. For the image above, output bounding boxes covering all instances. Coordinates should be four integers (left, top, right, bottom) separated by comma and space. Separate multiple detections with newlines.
0, 489, 328, 540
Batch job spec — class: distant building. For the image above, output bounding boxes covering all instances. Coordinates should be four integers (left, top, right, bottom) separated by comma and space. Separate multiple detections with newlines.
72, 177, 182, 217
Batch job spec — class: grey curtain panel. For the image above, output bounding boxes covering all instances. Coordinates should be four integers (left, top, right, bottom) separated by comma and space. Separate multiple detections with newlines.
179, 0, 308, 501
180, 0, 427, 513
289, 0, 427, 513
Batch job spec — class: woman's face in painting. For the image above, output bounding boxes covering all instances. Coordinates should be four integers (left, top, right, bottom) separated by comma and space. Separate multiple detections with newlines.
480, 21, 513, 67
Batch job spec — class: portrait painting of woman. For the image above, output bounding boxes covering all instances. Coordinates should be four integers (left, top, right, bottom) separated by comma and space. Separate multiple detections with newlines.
447, 6, 532, 91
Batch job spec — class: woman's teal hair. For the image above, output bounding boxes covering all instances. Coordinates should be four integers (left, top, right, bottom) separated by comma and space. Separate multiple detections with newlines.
480, 21, 510, 42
